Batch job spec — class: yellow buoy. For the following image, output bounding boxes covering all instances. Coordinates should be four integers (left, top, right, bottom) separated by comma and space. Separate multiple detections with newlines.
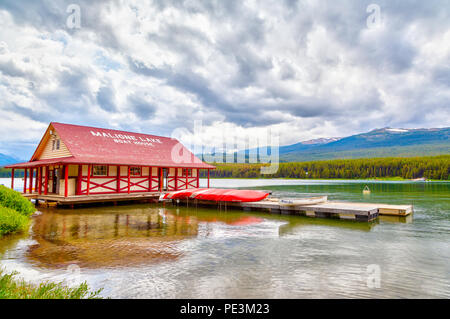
363, 185, 371, 194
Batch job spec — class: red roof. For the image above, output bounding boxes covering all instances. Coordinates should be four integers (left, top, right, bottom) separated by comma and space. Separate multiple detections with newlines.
6, 122, 215, 169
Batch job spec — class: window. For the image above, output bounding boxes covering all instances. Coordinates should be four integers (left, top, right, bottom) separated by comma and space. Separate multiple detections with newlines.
92, 165, 108, 176
130, 167, 141, 176
183, 168, 192, 177
52, 139, 60, 151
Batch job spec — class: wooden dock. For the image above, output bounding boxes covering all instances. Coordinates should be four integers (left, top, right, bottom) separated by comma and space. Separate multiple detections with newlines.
177, 198, 413, 222
22, 191, 413, 222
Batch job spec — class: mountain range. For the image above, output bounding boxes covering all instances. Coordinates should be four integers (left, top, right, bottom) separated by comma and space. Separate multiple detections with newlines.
200, 127, 450, 162
278, 127, 449, 162
0, 153, 22, 167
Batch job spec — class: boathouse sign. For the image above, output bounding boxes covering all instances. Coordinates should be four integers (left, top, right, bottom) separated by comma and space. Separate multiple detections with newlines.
90, 130, 162, 147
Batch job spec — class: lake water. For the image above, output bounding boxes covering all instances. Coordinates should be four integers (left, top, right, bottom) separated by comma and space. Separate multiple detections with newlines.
0, 178, 449, 298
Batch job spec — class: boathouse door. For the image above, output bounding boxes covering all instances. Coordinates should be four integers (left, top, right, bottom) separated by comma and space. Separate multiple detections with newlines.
52, 168, 61, 195
162, 168, 168, 191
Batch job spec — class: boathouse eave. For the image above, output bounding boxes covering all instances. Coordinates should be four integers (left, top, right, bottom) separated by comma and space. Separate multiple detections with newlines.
4, 157, 216, 170
4, 158, 72, 169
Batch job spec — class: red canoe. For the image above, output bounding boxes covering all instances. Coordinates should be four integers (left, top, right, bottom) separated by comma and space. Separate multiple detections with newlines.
163, 188, 208, 200
162, 188, 269, 202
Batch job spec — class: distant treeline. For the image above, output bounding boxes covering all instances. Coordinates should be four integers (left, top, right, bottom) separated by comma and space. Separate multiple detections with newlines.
200, 155, 450, 180
0, 168, 24, 178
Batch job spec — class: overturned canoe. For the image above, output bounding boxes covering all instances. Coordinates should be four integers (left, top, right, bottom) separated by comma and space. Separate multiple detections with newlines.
162, 188, 209, 200
278, 196, 328, 206
162, 188, 269, 202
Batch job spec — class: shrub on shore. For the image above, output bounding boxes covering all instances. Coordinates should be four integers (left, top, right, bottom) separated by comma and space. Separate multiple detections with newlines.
0, 185, 35, 216
0, 268, 103, 299
0, 186, 35, 236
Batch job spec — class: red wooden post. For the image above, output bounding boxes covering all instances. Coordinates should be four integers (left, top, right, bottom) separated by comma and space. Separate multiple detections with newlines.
127, 166, 131, 194
207, 169, 210, 188
64, 165, 69, 197
29, 168, 33, 193
24, 168, 27, 194
44, 166, 49, 195
148, 166, 152, 192
116, 165, 120, 193
76, 165, 82, 195
11, 168, 14, 190
185, 168, 188, 189
159, 167, 163, 192
174, 168, 178, 190
87, 165, 91, 195
197, 169, 199, 188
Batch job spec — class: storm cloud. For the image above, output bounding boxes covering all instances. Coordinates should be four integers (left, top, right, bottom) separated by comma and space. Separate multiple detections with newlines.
0, 0, 449, 158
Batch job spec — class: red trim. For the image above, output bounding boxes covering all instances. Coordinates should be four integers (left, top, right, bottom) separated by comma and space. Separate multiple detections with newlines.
116, 165, 120, 193
64, 164, 69, 197
127, 166, 131, 194
24, 168, 27, 193
79, 176, 118, 194
159, 167, 163, 192
6, 159, 215, 170
29, 168, 33, 193
11, 169, 14, 190
148, 166, 152, 192
87, 165, 91, 195
175, 168, 178, 190
149, 173, 159, 192
80, 177, 151, 194
77, 165, 82, 195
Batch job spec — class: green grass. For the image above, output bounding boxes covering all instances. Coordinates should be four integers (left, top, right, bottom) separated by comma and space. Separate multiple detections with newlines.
0, 206, 30, 236
0, 188, 105, 299
0, 268, 103, 299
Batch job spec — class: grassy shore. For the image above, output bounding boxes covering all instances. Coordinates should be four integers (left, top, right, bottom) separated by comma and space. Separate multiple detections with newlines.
0, 185, 34, 236
0, 186, 103, 299
0, 269, 103, 299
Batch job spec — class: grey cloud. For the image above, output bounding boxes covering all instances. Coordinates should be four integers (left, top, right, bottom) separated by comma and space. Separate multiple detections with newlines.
0, 60, 26, 77
97, 86, 116, 112
1, 0, 450, 150
4, 103, 52, 123
128, 94, 156, 119
433, 66, 450, 87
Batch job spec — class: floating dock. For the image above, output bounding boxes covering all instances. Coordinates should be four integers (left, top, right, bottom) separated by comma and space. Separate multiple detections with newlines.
23, 190, 413, 222
177, 198, 413, 222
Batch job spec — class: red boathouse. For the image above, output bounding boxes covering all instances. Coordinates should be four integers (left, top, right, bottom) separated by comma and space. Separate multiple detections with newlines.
6, 122, 215, 204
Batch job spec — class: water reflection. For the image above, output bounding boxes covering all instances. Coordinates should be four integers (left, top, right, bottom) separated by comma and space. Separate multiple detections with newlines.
0, 180, 448, 298
27, 206, 200, 269
24, 202, 407, 270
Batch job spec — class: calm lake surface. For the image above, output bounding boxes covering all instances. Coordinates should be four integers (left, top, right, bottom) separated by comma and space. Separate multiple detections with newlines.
0, 178, 449, 298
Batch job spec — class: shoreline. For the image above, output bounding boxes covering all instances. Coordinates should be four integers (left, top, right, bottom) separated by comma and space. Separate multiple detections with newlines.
198, 177, 449, 182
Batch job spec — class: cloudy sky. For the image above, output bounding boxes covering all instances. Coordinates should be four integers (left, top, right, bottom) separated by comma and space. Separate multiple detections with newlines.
0, 0, 449, 159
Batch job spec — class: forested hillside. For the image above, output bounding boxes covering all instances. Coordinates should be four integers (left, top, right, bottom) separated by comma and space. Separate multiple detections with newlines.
202, 155, 450, 180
